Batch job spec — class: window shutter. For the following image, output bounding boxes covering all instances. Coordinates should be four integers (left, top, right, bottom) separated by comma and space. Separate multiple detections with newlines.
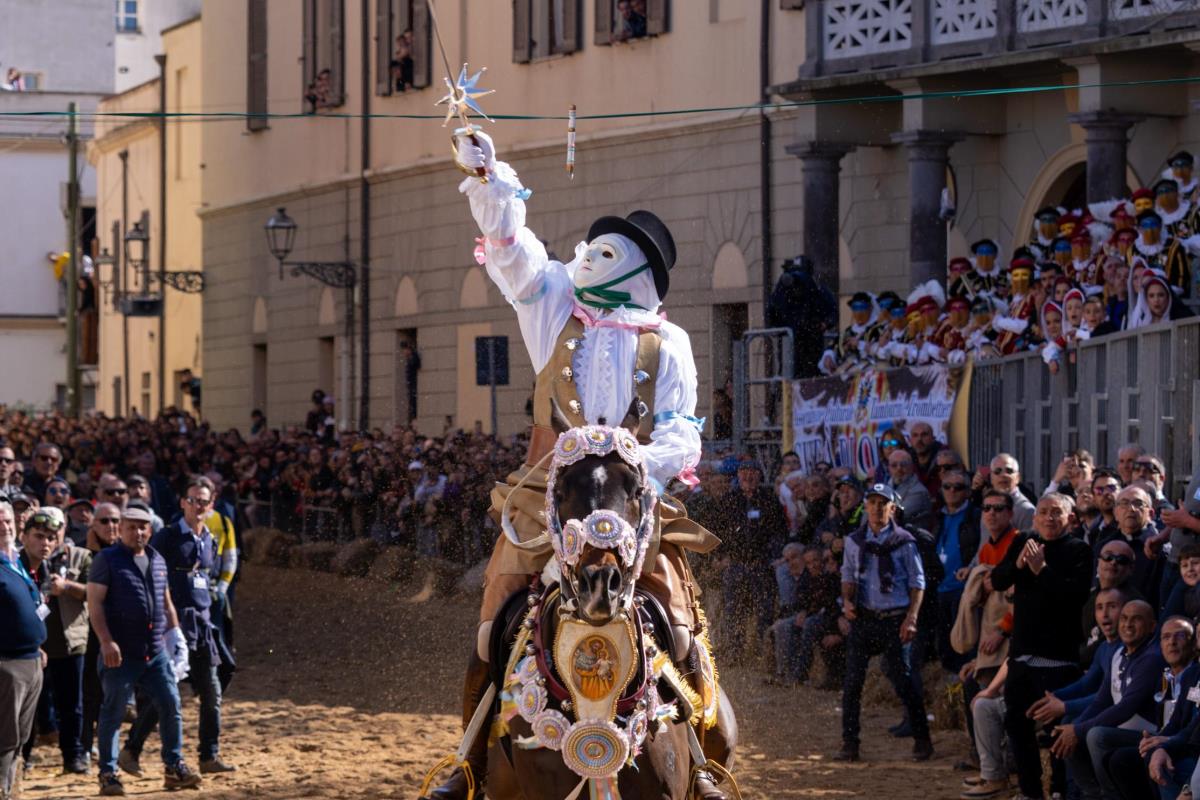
411, 0, 431, 88
594, 0, 613, 45
247, 0, 269, 130
303, 0, 316, 106
330, 0, 345, 104
646, 0, 668, 34
375, 0, 392, 95
513, 0, 532, 63
557, 0, 580, 54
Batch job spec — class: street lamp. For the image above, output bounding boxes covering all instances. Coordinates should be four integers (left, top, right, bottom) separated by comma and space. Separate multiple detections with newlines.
263, 207, 356, 287
124, 220, 149, 278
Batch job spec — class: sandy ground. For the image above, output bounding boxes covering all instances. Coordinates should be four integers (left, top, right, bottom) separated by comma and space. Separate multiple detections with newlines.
21, 565, 972, 799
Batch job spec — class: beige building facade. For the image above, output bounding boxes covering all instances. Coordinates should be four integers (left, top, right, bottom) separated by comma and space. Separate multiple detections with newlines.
89, 16, 204, 419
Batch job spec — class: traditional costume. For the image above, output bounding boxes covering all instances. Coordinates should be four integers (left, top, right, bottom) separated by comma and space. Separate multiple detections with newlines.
995, 258, 1037, 354
1029, 206, 1060, 261
429, 131, 727, 800
819, 291, 879, 374
966, 239, 1006, 298
1154, 178, 1195, 240
1134, 209, 1192, 299
1166, 151, 1199, 206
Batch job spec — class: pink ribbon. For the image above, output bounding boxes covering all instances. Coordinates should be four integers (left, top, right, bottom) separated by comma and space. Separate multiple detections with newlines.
570, 302, 666, 331
677, 465, 699, 488
472, 235, 517, 266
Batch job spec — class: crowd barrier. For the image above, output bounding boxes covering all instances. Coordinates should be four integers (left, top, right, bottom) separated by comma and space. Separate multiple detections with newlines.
969, 316, 1200, 497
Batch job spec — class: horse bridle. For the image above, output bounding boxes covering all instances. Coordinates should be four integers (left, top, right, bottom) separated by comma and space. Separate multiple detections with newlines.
543, 425, 657, 618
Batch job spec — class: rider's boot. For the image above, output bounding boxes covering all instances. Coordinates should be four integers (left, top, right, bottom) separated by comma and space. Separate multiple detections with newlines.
425, 651, 492, 800
693, 769, 730, 800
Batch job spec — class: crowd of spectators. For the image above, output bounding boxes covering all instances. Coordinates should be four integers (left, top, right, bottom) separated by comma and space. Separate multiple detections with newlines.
814, 148, 1200, 377
687, 430, 1200, 799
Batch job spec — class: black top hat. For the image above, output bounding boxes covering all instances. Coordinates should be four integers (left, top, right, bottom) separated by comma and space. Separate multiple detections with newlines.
1035, 206, 1061, 222
1153, 178, 1179, 195
587, 210, 677, 301
1170, 151, 1194, 167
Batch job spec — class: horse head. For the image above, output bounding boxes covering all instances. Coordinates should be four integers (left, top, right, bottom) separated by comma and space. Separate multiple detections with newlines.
546, 398, 654, 627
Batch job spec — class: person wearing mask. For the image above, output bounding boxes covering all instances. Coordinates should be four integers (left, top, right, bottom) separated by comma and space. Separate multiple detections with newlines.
0, 499, 46, 800
835, 484, 933, 763
931, 468, 980, 672
1104, 616, 1199, 800
1053, 600, 1165, 800
1087, 472, 1123, 551
81, 504, 121, 767
121, 477, 235, 776
887, 450, 933, 532
990, 493, 1094, 800
20, 509, 91, 774
986, 454, 1036, 532
87, 505, 198, 796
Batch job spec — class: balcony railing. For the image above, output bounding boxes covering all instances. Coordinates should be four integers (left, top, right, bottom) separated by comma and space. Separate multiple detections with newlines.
800, 0, 1200, 79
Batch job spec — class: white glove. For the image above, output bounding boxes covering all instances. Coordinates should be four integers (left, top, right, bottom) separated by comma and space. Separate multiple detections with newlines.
454, 129, 496, 172
165, 628, 190, 683
216, 580, 230, 600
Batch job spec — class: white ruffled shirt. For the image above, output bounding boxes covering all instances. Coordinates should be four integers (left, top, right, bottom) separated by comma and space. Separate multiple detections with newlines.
459, 163, 702, 486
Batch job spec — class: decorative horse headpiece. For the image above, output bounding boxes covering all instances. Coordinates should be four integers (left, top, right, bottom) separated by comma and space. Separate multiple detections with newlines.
544, 425, 657, 586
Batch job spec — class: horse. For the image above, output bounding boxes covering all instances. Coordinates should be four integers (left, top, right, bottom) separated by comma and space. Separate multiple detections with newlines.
479, 407, 739, 800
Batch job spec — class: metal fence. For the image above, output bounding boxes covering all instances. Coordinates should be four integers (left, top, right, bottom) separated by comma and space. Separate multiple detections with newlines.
969, 316, 1200, 498
240, 498, 349, 540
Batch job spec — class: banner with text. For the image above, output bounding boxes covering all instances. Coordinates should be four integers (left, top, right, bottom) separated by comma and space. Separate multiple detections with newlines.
787, 365, 962, 480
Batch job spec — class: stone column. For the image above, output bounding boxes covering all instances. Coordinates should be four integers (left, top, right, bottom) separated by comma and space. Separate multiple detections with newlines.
1067, 111, 1143, 203
786, 141, 852, 293
892, 130, 962, 288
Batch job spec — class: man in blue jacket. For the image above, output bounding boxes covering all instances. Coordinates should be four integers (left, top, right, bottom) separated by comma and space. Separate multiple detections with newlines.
1103, 616, 1199, 799
87, 505, 198, 796
1052, 599, 1164, 800
0, 499, 45, 800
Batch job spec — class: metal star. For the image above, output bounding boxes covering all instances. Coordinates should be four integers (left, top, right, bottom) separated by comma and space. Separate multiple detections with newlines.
435, 63, 494, 127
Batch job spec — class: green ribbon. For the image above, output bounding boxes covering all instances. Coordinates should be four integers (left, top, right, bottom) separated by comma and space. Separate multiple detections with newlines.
573, 263, 651, 310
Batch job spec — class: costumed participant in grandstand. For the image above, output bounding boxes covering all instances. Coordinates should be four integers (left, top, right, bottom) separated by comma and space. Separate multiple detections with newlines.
1126, 269, 1195, 329
904, 281, 947, 364
1166, 150, 1199, 205
1057, 212, 1080, 239
1050, 236, 1073, 273
965, 294, 1004, 359
873, 293, 912, 367
1069, 228, 1097, 285
428, 129, 729, 800
995, 257, 1038, 354
1154, 177, 1195, 239
819, 291, 879, 375
934, 295, 972, 365
947, 256, 973, 299
1134, 209, 1192, 299
966, 239, 1006, 297
1132, 187, 1155, 215
1029, 206, 1060, 260
1037, 301, 1066, 374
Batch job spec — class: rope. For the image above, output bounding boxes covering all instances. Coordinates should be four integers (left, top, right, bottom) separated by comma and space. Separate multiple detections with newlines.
5, 75, 1200, 123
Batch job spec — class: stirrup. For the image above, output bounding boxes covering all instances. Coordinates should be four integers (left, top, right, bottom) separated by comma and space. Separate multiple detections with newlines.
690, 762, 743, 800
418, 754, 477, 800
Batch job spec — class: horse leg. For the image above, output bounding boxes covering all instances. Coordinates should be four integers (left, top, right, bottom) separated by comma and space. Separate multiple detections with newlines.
701, 687, 738, 769
422, 650, 492, 800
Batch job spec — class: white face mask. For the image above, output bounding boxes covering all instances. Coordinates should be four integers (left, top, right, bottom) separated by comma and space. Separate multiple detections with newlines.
567, 233, 659, 312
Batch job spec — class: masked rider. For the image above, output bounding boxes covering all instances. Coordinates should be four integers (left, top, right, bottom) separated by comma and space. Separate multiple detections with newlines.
424, 130, 727, 800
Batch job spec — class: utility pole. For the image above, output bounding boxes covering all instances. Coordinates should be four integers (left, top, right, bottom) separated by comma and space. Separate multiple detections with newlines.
64, 101, 81, 417
156, 54, 168, 415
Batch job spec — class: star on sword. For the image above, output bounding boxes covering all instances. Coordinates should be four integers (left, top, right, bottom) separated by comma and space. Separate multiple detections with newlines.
436, 64, 494, 128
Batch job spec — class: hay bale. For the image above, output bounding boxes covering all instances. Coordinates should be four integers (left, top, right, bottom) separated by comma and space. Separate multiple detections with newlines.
289, 542, 339, 572
367, 546, 414, 583
331, 539, 383, 578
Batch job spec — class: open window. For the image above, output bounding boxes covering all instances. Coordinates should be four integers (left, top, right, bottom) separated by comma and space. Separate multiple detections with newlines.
593, 0, 667, 46
302, 0, 345, 112
513, 0, 582, 63
375, 0, 432, 95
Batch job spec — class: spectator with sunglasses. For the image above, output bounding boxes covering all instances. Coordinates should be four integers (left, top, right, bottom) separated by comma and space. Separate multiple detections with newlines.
24, 443, 63, 503
0, 499, 46, 800
1099, 487, 1159, 602
123, 476, 234, 776
0, 446, 19, 500
931, 468, 981, 672
872, 432, 907, 484
81, 504, 121, 767
42, 477, 70, 510
1086, 472, 1123, 552
96, 475, 129, 513
20, 508, 92, 774
1081, 540, 1142, 665
985, 454, 1036, 533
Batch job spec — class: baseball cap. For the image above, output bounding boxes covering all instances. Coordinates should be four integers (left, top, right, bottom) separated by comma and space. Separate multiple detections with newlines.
407, 460, 424, 471
865, 483, 900, 504
836, 475, 865, 492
